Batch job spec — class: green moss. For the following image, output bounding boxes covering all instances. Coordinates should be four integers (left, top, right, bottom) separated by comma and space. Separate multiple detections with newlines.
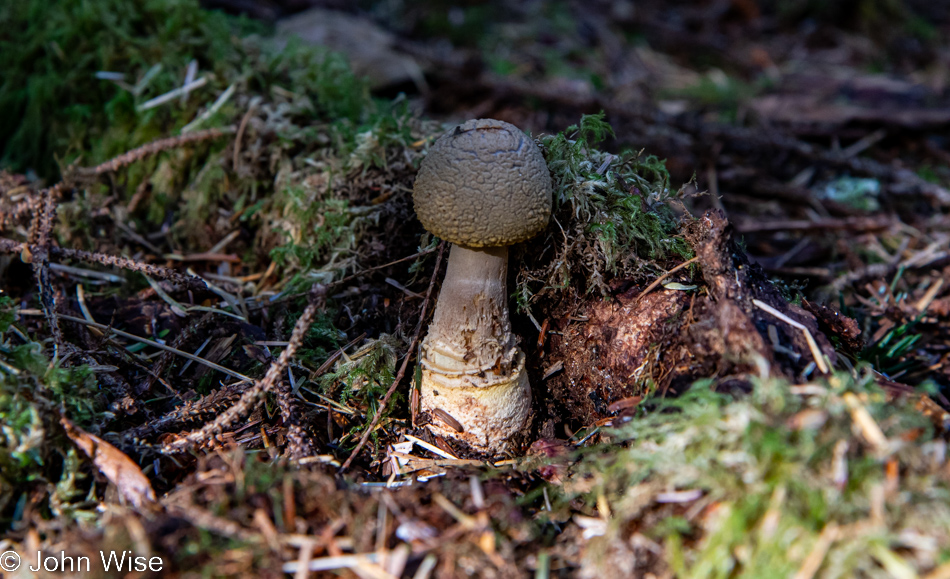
774, 0, 937, 51
270, 194, 355, 274
565, 369, 948, 577
3, 0, 425, 285
291, 307, 344, 369
669, 73, 766, 123
259, 39, 370, 125
0, 0, 252, 178
318, 335, 400, 438
516, 112, 692, 309
0, 299, 105, 527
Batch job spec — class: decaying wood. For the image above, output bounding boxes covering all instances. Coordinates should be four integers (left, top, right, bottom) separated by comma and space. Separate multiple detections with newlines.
543, 210, 845, 429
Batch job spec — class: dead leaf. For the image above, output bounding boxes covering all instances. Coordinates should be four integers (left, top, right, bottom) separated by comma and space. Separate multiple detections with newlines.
61, 416, 156, 508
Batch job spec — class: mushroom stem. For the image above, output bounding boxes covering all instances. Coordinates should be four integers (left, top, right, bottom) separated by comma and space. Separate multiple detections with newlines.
420, 244, 530, 451
423, 244, 515, 372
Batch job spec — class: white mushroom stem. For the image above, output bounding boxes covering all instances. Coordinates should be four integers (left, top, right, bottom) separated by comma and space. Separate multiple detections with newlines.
420, 244, 530, 452
423, 244, 515, 372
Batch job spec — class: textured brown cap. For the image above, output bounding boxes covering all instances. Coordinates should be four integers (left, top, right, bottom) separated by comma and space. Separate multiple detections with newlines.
413, 119, 552, 248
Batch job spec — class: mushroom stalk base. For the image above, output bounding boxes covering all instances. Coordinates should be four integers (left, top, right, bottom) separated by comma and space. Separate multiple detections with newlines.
420, 244, 530, 452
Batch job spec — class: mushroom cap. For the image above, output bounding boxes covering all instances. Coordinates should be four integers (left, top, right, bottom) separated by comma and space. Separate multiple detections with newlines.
413, 119, 552, 248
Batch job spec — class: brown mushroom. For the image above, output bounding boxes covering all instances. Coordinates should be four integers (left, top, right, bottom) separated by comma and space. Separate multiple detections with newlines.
413, 118, 553, 452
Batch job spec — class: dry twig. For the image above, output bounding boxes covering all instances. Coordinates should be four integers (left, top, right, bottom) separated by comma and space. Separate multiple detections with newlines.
77, 127, 234, 177
18, 311, 252, 382
275, 376, 316, 459
125, 381, 248, 442
753, 299, 830, 374
28, 184, 68, 353
0, 238, 208, 292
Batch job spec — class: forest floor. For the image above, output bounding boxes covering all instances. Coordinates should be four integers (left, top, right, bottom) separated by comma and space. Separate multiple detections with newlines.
1, 1, 950, 577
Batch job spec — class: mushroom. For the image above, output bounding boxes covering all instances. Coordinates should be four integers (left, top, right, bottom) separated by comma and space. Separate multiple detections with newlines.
413, 119, 552, 452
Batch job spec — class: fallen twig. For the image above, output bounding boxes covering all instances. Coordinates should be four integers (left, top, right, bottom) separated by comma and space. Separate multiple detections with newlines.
182, 84, 236, 133
842, 392, 891, 454
794, 523, 840, 579
137, 76, 208, 111
233, 97, 260, 172
403, 433, 458, 460
29, 184, 67, 354
736, 215, 893, 234
125, 380, 247, 441
275, 375, 316, 459
78, 127, 234, 176
0, 237, 209, 292
161, 284, 327, 454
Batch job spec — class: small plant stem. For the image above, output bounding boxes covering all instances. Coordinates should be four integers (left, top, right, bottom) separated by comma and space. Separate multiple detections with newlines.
752, 298, 830, 374
341, 242, 446, 471
267, 246, 438, 305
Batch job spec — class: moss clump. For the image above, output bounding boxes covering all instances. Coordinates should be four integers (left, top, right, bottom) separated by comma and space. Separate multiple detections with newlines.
0, 0, 251, 179
516, 112, 692, 310
1, 0, 430, 273
0, 0, 429, 533
318, 335, 401, 441
564, 370, 950, 577
0, 298, 104, 527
